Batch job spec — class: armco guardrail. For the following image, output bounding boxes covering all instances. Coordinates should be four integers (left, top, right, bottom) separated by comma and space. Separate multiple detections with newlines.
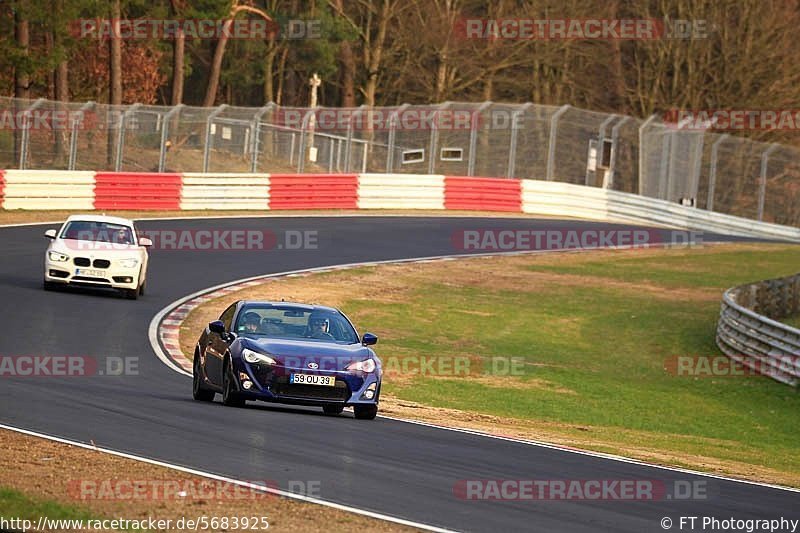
1, 170, 800, 242
716, 274, 800, 387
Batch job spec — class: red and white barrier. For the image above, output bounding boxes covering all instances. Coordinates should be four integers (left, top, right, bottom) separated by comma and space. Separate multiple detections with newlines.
0, 170, 798, 241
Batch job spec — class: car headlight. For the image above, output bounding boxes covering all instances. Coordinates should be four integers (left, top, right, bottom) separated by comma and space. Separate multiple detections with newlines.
243, 348, 277, 365
119, 258, 139, 268
48, 251, 69, 262
346, 358, 376, 373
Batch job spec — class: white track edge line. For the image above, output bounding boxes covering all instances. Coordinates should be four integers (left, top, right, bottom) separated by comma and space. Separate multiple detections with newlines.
146, 244, 800, 494
0, 423, 457, 533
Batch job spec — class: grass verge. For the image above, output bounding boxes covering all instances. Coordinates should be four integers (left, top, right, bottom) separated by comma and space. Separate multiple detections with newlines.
0, 429, 416, 533
180, 243, 800, 487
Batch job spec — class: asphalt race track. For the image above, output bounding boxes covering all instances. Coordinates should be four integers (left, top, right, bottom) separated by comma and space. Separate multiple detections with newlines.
0, 216, 796, 532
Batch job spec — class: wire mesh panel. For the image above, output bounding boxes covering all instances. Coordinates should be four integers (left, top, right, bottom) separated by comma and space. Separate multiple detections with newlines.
71, 103, 123, 171
762, 147, 800, 226
118, 106, 166, 172
709, 137, 765, 220
507, 105, 556, 181
551, 108, 618, 185
0, 97, 29, 168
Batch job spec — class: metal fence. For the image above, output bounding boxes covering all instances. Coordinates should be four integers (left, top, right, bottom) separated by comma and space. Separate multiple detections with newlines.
717, 273, 800, 387
2, 96, 799, 226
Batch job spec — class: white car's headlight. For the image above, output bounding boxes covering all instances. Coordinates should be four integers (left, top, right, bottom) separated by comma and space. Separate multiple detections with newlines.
243, 348, 277, 365
346, 358, 376, 373
119, 258, 140, 268
48, 251, 69, 262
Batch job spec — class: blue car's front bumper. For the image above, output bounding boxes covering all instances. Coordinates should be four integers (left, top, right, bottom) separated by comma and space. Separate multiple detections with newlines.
230, 358, 381, 406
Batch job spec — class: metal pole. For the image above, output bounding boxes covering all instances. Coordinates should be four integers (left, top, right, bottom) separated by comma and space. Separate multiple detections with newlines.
297, 109, 315, 172
428, 102, 451, 175
545, 104, 570, 181
657, 130, 672, 200
637, 113, 658, 196
706, 134, 729, 211
758, 144, 779, 221
469, 101, 492, 176
590, 114, 618, 185
158, 104, 184, 172
385, 103, 410, 172
19, 98, 46, 169
202, 104, 228, 172
605, 116, 631, 189
68, 101, 95, 170
114, 103, 141, 172
506, 102, 531, 178
344, 105, 367, 172
249, 103, 275, 172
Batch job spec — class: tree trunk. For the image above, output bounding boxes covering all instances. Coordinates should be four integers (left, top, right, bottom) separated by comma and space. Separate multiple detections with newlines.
14, 9, 30, 166
333, 0, 356, 107
170, 29, 185, 105
203, 19, 233, 107
108, 0, 122, 166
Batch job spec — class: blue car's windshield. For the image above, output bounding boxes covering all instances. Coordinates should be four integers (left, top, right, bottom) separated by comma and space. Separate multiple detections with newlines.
235, 306, 358, 344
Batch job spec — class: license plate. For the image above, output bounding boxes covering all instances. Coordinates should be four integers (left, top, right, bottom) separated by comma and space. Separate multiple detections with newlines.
290, 373, 336, 387
75, 268, 103, 277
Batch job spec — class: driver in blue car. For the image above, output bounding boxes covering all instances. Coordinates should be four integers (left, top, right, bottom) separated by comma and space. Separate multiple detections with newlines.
308, 316, 334, 340
241, 311, 262, 333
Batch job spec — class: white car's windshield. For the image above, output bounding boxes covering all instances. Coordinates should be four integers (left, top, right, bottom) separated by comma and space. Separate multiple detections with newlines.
235, 306, 359, 344
60, 221, 134, 244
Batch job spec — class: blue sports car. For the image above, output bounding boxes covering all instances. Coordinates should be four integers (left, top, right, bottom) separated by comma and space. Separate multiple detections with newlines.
192, 300, 382, 419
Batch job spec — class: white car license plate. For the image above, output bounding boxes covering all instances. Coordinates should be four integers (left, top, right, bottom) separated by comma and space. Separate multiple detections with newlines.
290, 373, 335, 387
76, 268, 104, 277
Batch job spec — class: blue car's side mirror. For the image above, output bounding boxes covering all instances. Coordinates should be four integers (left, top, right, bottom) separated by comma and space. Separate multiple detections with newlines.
362, 332, 378, 346
209, 320, 225, 335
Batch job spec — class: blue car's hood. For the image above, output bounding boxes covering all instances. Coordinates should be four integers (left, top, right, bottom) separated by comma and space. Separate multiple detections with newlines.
239, 337, 375, 368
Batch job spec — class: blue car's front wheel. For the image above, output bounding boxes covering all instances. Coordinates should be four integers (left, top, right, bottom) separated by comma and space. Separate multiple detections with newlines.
353, 404, 378, 420
222, 360, 246, 408
192, 356, 215, 402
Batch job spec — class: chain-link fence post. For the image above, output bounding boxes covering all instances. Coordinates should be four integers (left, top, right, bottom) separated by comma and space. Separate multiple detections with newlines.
545, 104, 570, 181
249, 103, 275, 172
297, 109, 316, 173
344, 105, 367, 173
158, 104, 183, 172
605, 116, 631, 189
706, 134, 729, 211
202, 104, 228, 172
469, 101, 492, 177
68, 101, 95, 170
115, 103, 141, 171
759, 144, 779, 221
428, 102, 451, 175
385, 103, 409, 172
591, 114, 618, 185
637, 114, 658, 196
506, 103, 531, 178
19, 98, 46, 170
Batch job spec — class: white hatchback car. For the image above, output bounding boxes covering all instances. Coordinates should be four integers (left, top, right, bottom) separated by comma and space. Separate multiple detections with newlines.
43, 215, 152, 300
